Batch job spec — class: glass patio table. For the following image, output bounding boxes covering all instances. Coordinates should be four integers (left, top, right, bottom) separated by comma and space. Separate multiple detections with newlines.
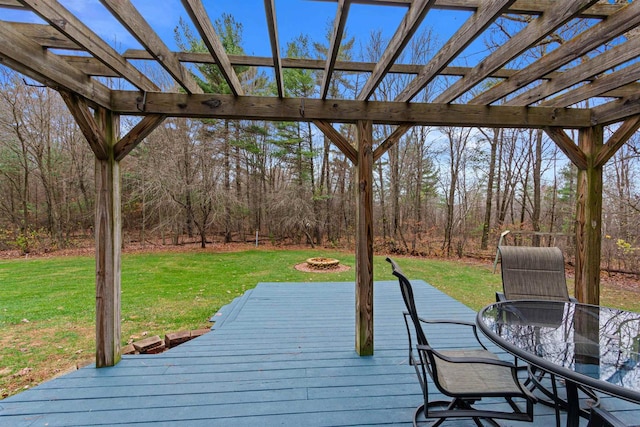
477, 300, 640, 427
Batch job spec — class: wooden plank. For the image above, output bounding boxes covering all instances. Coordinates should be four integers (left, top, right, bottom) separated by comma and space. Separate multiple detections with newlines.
355, 120, 374, 356
543, 127, 587, 170
435, 0, 600, 103
181, 0, 244, 96
59, 91, 109, 160
4, 21, 80, 50
124, 48, 561, 80
595, 115, 640, 167
542, 61, 640, 109
320, 0, 350, 99
263, 0, 284, 97
19, 0, 159, 92
93, 108, 122, 368
312, 0, 625, 18
357, 0, 436, 101
373, 124, 412, 161
397, 0, 515, 102
99, 0, 202, 95
473, 0, 640, 105
592, 92, 640, 126
114, 114, 166, 161
506, 37, 640, 107
575, 126, 603, 306
312, 120, 358, 163
0, 22, 111, 108
110, 91, 593, 128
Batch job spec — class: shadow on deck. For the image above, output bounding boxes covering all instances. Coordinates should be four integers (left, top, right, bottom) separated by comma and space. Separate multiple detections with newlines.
1, 281, 638, 426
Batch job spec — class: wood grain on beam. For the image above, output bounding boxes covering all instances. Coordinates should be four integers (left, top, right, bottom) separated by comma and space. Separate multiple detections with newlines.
373, 124, 412, 161
474, 1, 640, 105
59, 90, 108, 160
100, 0, 202, 95
111, 91, 592, 128
595, 115, 640, 167
542, 61, 640, 109
544, 127, 587, 170
396, 0, 515, 102
355, 119, 374, 356
357, 0, 436, 101
592, 93, 640, 126
114, 115, 166, 161
321, 0, 350, 99
435, 0, 599, 103
4, 22, 80, 50
125, 49, 547, 79
19, 0, 159, 92
313, 120, 358, 163
182, 0, 243, 96
506, 37, 640, 107
0, 22, 111, 108
264, 0, 284, 97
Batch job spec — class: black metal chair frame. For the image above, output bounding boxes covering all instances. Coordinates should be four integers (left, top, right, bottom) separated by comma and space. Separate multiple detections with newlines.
387, 257, 536, 427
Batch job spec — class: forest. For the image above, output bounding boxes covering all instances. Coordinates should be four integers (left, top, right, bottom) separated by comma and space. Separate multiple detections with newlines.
0, 13, 639, 274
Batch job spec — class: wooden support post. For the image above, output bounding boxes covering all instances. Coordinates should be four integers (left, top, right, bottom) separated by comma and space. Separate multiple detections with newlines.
94, 108, 122, 367
575, 126, 603, 305
355, 120, 374, 356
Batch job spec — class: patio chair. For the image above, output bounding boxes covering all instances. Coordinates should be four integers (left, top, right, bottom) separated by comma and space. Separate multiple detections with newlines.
496, 246, 576, 303
496, 245, 590, 426
386, 257, 536, 427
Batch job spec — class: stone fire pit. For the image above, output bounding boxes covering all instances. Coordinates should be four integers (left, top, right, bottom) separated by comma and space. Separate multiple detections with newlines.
294, 257, 350, 273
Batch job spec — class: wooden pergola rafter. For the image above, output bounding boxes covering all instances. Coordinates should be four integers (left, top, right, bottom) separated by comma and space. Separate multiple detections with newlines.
1, 0, 639, 364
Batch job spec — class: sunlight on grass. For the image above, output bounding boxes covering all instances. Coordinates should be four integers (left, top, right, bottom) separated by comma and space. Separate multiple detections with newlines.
0, 248, 637, 399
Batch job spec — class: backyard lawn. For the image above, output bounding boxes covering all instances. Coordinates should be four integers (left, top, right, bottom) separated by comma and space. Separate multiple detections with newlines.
1, 246, 638, 399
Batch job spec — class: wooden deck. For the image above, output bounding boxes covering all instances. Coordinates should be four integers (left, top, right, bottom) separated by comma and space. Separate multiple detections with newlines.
1, 280, 639, 426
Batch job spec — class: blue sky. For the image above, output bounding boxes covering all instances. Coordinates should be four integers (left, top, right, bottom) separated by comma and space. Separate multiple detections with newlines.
2, 1, 486, 64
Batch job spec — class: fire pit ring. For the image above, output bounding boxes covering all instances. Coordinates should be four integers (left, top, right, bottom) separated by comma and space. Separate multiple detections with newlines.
306, 257, 341, 270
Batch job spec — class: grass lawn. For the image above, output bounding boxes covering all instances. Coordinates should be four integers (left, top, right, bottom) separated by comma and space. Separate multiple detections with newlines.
1, 246, 638, 398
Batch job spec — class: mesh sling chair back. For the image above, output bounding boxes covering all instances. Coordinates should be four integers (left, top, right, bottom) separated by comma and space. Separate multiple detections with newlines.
496, 246, 573, 303
386, 257, 535, 427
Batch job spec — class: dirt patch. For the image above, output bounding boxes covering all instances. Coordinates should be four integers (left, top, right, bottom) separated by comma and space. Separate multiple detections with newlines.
294, 262, 351, 273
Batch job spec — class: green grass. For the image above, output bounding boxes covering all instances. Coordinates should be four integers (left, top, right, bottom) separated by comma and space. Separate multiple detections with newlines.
0, 248, 638, 399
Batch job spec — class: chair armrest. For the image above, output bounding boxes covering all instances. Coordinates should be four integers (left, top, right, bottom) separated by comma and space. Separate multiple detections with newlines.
410, 314, 487, 350
418, 344, 515, 368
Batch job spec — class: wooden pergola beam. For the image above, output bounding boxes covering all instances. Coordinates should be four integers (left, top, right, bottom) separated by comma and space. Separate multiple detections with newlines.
472, 0, 640, 105
313, 120, 358, 163
396, 0, 514, 102
0, 22, 111, 108
181, 0, 244, 96
435, 0, 599, 103
595, 115, 640, 168
18, 0, 159, 92
312, 0, 625, 18
543, 127, 588, 170
100, 0, 203, 95
373, 124, 412, 161
320, 0, 350, 100
59, 91, 109, 160
357, 0, 436, 101
264, 0, 285, 98
506, 36, 640, 107
114, 115, 167, 161
355, 120, 374, 356
110, 91, 593, 128
575, 126, 603, 305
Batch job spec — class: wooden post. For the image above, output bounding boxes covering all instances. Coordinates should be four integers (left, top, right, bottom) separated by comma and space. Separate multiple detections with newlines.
94, 108, 122, 367
355, 120, 374, 356
575, 126, 603, 305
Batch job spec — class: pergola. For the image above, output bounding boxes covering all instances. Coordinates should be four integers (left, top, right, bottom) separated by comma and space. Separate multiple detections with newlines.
1, 0, 639, 367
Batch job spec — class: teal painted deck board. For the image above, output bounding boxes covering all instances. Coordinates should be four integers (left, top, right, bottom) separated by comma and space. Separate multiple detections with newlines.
1, 280, 639, 426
